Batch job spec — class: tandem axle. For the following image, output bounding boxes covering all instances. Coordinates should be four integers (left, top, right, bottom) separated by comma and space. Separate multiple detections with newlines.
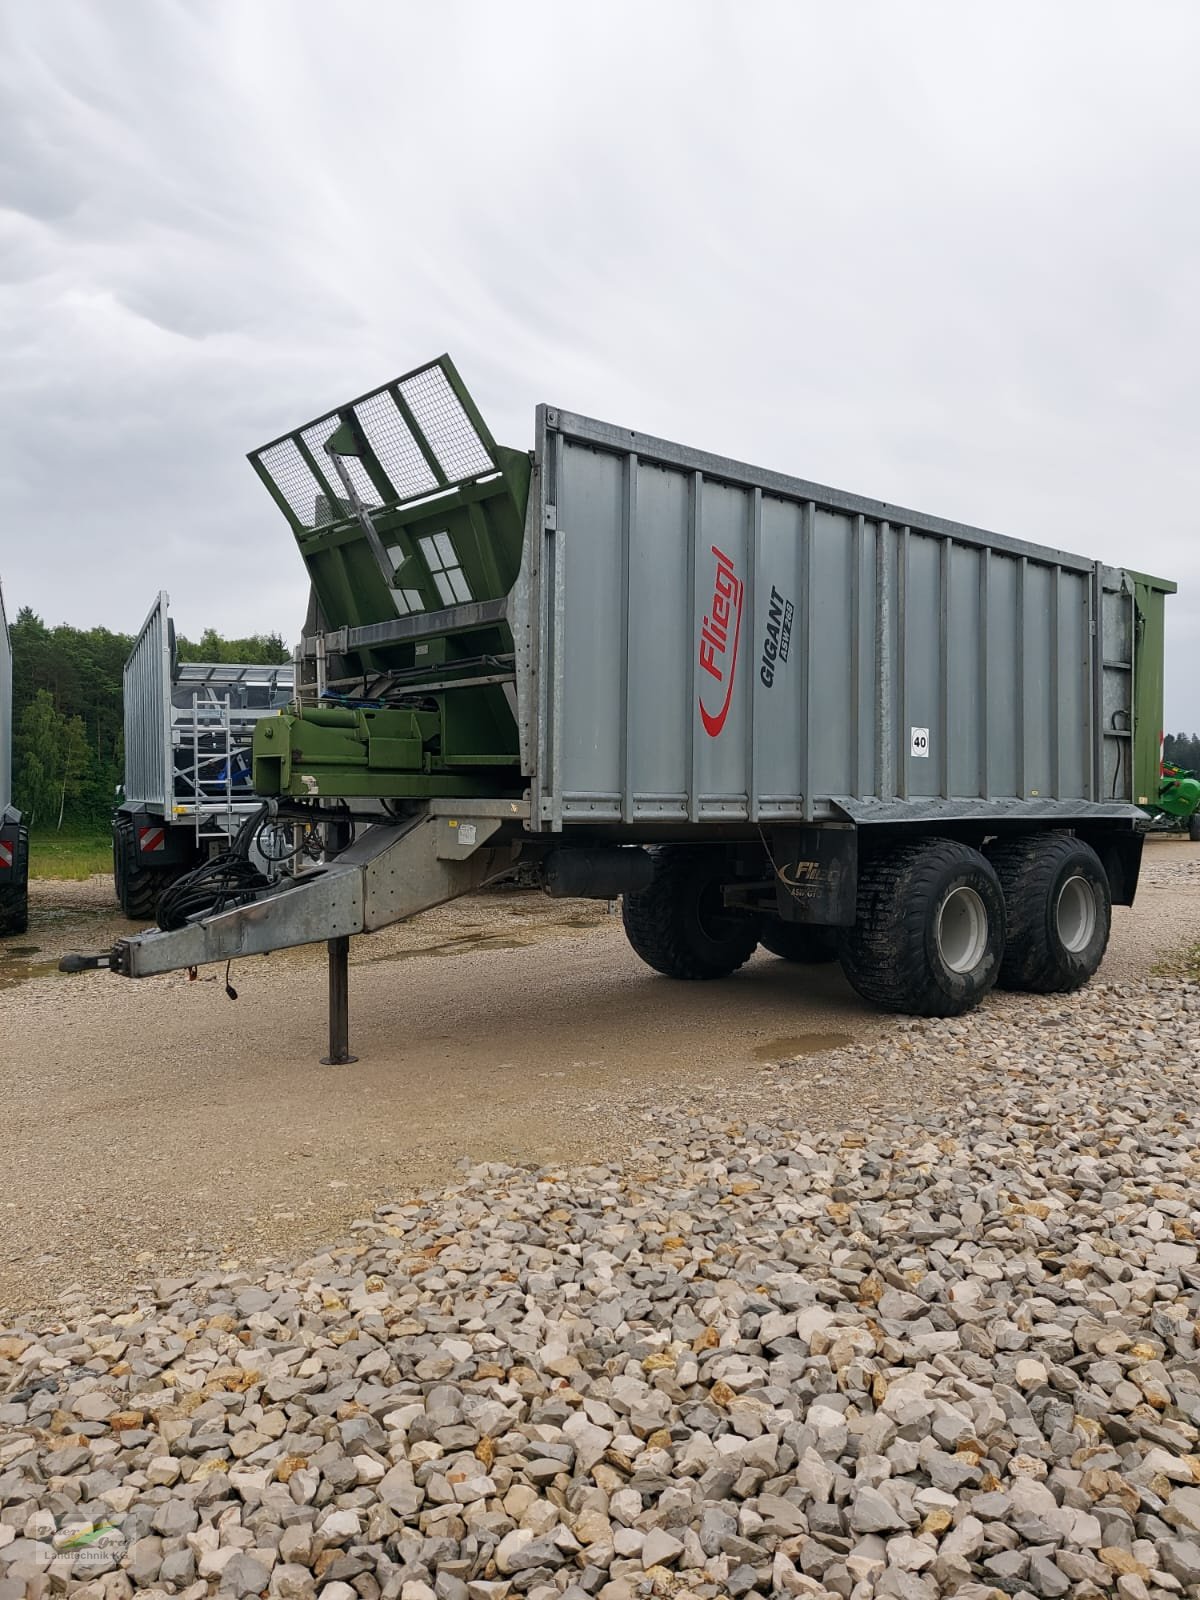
69, 794, 1144, 1063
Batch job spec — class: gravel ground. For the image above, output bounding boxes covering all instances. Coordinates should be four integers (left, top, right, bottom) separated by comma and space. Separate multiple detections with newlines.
1, 849, 1200, 1597
1132, 852, 1200, 891
0, 842, 1197, 1321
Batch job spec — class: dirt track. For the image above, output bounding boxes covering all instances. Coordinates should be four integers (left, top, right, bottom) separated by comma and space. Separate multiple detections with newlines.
2, 837, 1198, 1318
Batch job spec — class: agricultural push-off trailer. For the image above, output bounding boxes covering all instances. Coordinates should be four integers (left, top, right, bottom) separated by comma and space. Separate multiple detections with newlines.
0, 581, 29, 936
113, 592, 293, 918
73, 356, 1178, 1058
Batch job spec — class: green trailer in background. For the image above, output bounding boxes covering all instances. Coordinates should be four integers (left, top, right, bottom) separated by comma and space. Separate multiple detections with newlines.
1154, 765, 1200, 839
1124, 574, 1200, 839
72, 355, 1183, 1058
0, 580, 29, 936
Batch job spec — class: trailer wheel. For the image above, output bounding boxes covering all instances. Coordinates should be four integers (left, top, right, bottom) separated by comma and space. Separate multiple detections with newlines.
0, 825, 29, 936
840, 838, 1005, 1016
986, 833, 1111, 993
1190, 812, 1200, 843
622, 845, 759, 980
759, 922, 840, 963
113, 816, 168, 922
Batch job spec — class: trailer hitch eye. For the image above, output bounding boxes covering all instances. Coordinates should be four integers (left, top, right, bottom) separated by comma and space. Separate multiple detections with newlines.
58, 952, 111, 974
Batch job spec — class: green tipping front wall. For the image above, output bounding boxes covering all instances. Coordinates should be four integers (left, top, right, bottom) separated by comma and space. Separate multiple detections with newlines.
249, 356, 530, 799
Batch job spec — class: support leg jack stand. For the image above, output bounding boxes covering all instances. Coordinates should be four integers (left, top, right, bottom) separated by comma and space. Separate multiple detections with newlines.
322, 935, 358, 1065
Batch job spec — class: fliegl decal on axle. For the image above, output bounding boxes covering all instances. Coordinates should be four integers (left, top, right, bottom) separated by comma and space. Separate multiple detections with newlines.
698, 546, 744, 737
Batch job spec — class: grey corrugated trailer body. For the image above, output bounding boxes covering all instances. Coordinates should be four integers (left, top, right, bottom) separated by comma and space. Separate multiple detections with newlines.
95, 357, 1174, 1056
0, 580, 29, 936
523, 406, 1142, 829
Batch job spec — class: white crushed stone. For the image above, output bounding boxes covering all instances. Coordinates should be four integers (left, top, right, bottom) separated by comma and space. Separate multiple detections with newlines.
3, 965, 1200, 1598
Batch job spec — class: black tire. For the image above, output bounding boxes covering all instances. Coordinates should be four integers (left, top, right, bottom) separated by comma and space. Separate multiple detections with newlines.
759, 922, 840, 963
986, 833, 1111, 994
1189, 812, 1200, 843
622, 845, 759, 980
0, 825, 29, 937
840, 838, 1005, 1017
112, 815, 166, 921
112, 817, 125, 909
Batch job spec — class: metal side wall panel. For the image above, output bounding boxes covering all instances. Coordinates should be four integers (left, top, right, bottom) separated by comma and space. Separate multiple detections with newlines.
1132, 576, 1168, 807
986, 555, 1019, 797
123, 591, 174, 809
0, 582, 12, 814
627, 462, 690, 817
555, 444, 624, 813
757, 495, 806, 810
531, 411, 1112, 828
947, 543, 982, 798
1100, 571, 1135, 803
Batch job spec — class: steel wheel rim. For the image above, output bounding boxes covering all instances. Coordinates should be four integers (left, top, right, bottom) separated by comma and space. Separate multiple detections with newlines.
694, 878, 738, 943
936, 885, 988, 973
1056, 874, 1097, 953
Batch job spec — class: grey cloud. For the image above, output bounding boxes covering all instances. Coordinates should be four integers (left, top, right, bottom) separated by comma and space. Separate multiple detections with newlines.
0, 0, 1196, 722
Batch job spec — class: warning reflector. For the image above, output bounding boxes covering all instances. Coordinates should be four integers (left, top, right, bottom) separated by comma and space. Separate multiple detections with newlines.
0, 840, 11, 870
138, 826, 167, 853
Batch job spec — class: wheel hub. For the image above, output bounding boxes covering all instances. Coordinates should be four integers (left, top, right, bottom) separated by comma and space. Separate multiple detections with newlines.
1055, 874, 1097, 953
936, 885, 988, 973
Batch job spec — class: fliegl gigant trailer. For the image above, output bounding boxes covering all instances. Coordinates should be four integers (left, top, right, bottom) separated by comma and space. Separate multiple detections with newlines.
0, 580, 29, 936
79, 355, 1174, 1060
113, 592, 294, 918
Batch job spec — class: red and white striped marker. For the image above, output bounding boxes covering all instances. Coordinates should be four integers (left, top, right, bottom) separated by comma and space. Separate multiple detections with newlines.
0, 840, 12, 870
138, 825, 167, 853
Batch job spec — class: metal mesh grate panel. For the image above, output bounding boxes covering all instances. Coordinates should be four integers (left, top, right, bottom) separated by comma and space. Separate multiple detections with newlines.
301, 418, 382, 510
353, 390, 439, 500
257, 439, 327, 528
399, 365, 494, 481
253, 358, 501, 527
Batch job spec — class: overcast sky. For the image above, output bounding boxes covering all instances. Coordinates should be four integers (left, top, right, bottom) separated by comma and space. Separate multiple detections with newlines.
1, 1, 1197, 724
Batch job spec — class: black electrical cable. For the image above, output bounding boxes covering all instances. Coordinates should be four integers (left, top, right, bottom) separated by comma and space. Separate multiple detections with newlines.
1110, 709, 1131, 798
155, 804, 272, 931
154, 803, 357, 930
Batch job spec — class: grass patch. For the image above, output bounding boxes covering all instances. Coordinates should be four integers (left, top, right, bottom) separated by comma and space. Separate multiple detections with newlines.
28, 826, 112, 880
1154, 940, 1200, 982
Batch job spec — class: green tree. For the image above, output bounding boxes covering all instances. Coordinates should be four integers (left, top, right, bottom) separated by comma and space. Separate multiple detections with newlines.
177, 630, 290, 666
14, 690, 64, 828
1164, 732, 1200, 772
57, 715, 96, 827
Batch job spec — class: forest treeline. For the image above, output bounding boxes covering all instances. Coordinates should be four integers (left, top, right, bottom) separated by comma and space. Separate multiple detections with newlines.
7, 608, 290, 830
1164, 733, 1200, 774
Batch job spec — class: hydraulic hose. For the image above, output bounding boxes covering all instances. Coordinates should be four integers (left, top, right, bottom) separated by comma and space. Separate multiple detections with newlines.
153, 803, 356, 931
155, 804, 272, 931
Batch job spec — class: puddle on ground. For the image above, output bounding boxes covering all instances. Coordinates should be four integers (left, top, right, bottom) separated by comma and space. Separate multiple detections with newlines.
0, 946, 62, 991
363, 934, 530, 964
265, 911, 607, 971
0, 903, 609, 987
360, 916, 602, 966
753, 1033, 854, 1061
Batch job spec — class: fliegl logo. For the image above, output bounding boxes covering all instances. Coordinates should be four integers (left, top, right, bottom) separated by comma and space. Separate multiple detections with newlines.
698, 545, 744, 738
